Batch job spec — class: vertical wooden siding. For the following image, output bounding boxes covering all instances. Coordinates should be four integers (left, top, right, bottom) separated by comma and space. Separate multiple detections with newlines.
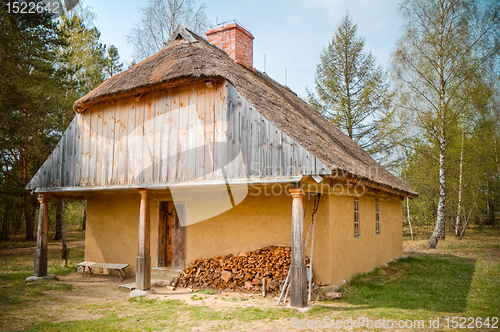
27, 81, 331, 190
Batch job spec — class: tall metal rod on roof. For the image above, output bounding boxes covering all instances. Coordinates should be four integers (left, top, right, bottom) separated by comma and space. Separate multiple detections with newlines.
209, 19, 251, 33
285, 68, 287, 86
264, 54, 266, 73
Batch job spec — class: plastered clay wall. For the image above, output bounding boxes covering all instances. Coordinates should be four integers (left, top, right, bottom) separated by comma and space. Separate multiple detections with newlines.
85, 189, 402, 285
328, 195, 403, 285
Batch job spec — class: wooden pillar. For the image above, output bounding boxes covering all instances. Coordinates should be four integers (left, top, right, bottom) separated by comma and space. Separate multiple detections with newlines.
34, 195, 50, 277
289, 188, 307, 308
136, 189, 152, 290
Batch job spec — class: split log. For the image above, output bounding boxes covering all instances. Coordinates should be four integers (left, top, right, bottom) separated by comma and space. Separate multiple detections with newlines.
178, 246, 308, 295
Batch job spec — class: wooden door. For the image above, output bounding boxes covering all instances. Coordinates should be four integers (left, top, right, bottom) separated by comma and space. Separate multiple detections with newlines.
157, 201, 186, 268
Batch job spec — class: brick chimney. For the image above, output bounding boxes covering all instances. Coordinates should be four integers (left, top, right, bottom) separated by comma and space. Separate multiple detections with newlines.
206, 21, 254, 70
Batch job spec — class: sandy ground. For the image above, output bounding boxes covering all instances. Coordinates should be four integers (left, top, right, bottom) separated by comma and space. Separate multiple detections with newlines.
37, 272, 296, 331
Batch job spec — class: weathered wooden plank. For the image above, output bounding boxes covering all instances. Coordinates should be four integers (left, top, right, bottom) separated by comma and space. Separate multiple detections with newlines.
89, 105, 99, 185
134, 98, 144, 183
81, 109, 91, 186
293, 142, 302, 176
233, 84, 243, 179
177, 87, 189, 182
157, 201, 167, 267
126, 100, 137, 183
167, 88, 180, 182
95, 103, 105, 185
114, 98, 129, 184
225, 84, 237, 179
187, 85, 197, 181
315, 157, 331, 175
62, 119, 70, 187
62, 119, 73, 187
103, 101, 116, 185
281, 133, 290, 176
305, 150, 314, 176
195, 85, 206, 180
74, 114, 83, 186
161, 91, 171, 182
59, 124, 67, 187
142, 93, 155, 183
45, 153, 53, 188
240, 93, 250, 178
153, 91, 166, 183
260, 116, 269, 177
54, 134, 62, 187
302, 148, 309, 176
270, 123, 280, 177
204, 84, 215, 180
248, 104, 260, 177
168, 201, 186, 269
214, 82, 228, 181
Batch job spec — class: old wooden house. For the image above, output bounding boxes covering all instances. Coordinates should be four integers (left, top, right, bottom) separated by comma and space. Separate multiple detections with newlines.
27, 23, 417, 307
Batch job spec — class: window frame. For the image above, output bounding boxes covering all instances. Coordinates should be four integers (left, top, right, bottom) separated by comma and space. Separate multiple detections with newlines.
354, 199, 360, 237
375, 200, 380, 234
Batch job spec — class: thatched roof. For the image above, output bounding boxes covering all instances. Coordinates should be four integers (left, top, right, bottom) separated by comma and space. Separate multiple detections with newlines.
73, 26, 417, 198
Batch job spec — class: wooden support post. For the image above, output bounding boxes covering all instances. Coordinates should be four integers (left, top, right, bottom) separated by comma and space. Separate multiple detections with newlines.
136, 189, 152, 290
289, 188, 307, 308
34, 195, 51, 277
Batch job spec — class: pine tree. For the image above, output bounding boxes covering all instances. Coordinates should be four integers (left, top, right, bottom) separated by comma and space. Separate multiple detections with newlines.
105, 45, 123, 77
307, 13, 393, 160
0, 0, 66, 240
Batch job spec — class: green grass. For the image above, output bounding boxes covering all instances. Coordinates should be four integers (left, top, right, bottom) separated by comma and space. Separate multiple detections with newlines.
0, 242, 84, 306
1, 228, 499, 331
342, 254, 476, 313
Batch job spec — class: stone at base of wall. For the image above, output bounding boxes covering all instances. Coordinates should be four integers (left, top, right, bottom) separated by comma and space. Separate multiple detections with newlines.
311, 281, 346, 301
25, 274, 58, 282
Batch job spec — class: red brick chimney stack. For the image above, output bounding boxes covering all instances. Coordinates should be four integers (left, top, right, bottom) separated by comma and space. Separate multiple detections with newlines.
206, 21, 254, 70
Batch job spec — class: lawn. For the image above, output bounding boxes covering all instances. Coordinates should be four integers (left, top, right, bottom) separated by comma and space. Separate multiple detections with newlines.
0, 228, 498, 331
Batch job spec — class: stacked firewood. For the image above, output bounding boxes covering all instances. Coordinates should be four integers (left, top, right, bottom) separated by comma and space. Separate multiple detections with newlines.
179, 246, 308, 295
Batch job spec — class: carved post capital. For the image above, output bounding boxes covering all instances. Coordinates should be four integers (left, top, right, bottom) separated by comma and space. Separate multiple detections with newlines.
289, 189, 304, 199
139, 189, 152, 196
37, 195, 51, 204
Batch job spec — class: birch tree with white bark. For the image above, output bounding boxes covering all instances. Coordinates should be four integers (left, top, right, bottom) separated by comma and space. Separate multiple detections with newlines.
392, 0, 499, 248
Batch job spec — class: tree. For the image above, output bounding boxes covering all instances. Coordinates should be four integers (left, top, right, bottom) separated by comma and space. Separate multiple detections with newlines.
55, 6, 123, 126
105, 45, 123, 77
392, 0, 499, 248
0, 2, 117, 241
127, 0, 209, 61
0, 0, 66, 240
307, 13, 393, 160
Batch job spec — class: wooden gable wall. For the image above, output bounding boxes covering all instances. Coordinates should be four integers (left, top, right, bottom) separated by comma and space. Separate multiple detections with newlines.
27, 81, 331, 191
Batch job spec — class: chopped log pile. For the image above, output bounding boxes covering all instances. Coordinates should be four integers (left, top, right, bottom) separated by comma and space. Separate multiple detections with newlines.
179, 246, 309, 295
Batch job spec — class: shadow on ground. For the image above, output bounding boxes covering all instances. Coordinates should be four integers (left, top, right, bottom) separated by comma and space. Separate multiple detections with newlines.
315, 253, 476, 314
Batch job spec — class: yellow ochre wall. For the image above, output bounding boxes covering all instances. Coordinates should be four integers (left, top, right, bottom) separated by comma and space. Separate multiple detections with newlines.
327, 195, 403, 284
85, 189, 402, 285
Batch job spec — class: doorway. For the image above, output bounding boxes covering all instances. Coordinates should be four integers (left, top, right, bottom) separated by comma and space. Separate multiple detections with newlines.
157, 201, 186, 269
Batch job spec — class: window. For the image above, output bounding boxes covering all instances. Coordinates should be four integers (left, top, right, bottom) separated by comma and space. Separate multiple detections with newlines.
375, 200, 380, 234
354, 199, 360, 237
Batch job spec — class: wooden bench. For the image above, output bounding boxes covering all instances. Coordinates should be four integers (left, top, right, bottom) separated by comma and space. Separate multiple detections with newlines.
78, 262, 129, 281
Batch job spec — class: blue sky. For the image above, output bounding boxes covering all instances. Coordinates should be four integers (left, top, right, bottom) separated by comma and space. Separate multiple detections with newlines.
85, 0, 403, 98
